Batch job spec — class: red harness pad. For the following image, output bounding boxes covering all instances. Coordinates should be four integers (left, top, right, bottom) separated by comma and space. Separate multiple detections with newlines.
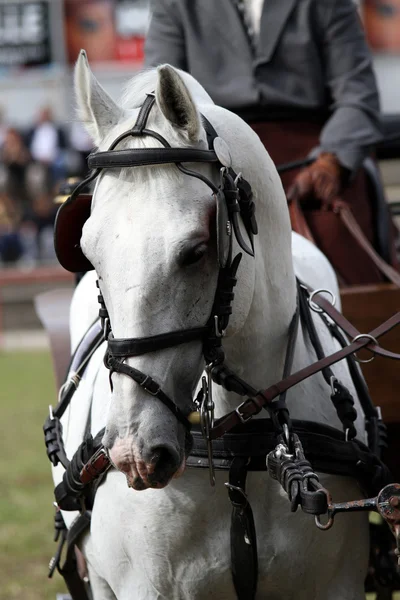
54, 194, 94, 272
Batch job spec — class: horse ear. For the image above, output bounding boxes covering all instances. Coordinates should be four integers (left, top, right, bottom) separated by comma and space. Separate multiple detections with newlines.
74, 50, 123, 145
156, 65, 201, 141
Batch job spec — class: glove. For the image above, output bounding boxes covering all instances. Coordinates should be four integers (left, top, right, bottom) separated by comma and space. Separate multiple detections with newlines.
287, 153, 348, 206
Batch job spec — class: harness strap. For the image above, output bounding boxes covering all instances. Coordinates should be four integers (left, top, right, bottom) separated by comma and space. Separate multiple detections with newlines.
313, 291, 400, 360
105, 354, 193, 429
227, 457, 258, 600
49, 511, 92, 600
188, 419, 391, 495
210, 310, 400, 439
298, 284, 358, 439
108, 326, 208, 357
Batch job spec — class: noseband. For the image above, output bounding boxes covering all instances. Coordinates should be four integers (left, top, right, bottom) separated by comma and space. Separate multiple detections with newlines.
57, 94, 258, 430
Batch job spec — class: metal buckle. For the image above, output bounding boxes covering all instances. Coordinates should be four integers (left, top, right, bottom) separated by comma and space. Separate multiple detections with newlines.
140, 375, 160, 396
235, 401, 253, 424
200, 370, 215, 487
214, 315, 226, 338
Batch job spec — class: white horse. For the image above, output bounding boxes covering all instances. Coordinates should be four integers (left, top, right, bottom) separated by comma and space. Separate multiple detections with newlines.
53, 51, 369, 599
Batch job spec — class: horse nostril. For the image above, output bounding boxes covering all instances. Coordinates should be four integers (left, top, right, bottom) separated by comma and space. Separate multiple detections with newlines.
147, 445, 180, 479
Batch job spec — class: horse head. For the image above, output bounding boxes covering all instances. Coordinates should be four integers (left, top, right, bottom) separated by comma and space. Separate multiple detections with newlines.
74, 52, 257, 490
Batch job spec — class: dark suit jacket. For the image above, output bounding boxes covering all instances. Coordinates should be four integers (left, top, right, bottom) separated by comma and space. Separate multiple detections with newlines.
144, 0, 382, 172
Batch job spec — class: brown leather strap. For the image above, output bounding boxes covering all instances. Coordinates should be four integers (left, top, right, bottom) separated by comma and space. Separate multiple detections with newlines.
80, 448, 111, 485
210, 310, 400, 440
310, 288, 400, 360
334, 200, 400, 288
288, 198, 315, 243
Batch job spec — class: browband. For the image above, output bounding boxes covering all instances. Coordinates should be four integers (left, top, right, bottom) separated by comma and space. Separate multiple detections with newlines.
88, 148, 219, 170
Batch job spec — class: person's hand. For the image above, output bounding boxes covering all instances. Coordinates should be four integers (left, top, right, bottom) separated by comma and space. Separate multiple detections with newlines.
287, 153, 346, 207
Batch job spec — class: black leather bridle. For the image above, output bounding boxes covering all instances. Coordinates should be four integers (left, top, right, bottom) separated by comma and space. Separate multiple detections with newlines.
70, 93, 258, 430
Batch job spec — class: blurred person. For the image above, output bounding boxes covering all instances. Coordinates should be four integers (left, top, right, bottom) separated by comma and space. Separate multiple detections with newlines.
145, 0, 381, 206
27, 107, 67, 183
144, 0, 400, 283
0, 191, 23, 264
1, 127, 31, 214
0, 106, 8, 149
20, 193, 58, 263
64, 0, 116, 63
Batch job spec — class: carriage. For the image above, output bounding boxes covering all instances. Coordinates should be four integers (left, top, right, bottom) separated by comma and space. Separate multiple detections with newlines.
38, 54, 400, 600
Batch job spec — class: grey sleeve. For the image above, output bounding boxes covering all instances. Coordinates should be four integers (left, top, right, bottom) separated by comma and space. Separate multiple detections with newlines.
316, 0, 383, 173
144, 0, 187, 70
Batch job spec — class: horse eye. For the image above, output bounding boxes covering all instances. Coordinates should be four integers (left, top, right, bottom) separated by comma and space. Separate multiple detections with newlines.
179, 243, 207, 267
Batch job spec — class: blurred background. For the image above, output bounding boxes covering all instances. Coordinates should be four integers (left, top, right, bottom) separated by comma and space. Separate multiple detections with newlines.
0, 1, 399, 599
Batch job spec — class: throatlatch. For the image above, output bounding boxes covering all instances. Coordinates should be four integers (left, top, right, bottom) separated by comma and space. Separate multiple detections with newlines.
46, 93, 400, 600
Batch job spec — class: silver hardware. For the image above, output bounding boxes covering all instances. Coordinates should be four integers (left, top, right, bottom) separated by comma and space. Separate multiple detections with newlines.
274, 443, 293, 460
214, 315, 226, 338
234, 172, 242, 186
235, 401, 253, 424
308, 289, 336, 313
352, 333, 378, 364
345, 428, 350, 442
49, 405, 54, 420
200, 369, 215, 486
226, 220, 232, 236
103, 317, 110, 339
139, 375, 160, 396
69, 372, 81, 389
225, 482, 248, 504
376, 406, 382, 420
219, 166, 228, 187
282, 423, 290, 445
330, 376, 338, 395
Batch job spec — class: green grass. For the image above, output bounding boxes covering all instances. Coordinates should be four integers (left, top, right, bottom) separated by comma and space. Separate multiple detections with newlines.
0, 351, 66, 600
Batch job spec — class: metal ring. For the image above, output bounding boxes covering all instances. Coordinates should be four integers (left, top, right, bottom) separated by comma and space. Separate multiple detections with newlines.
352, 334, 379, 364
308, 289, 336, 313
224, 483, 248, 504
315, 513, 334, 531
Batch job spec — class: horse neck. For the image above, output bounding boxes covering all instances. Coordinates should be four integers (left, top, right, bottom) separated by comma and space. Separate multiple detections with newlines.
212, 205, 297, 417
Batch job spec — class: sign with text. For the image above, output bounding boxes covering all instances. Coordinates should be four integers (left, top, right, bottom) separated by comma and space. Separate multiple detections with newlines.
0, 1, 51, 67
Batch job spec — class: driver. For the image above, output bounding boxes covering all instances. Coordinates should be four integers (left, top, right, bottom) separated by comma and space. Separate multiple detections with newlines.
144, 0, 400, 285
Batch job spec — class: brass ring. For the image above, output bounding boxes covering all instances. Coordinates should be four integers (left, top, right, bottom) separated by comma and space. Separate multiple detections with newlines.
308, 289, 336, 313
352, 333, 379, 364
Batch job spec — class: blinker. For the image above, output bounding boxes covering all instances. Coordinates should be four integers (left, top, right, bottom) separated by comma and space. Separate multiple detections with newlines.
54, 192, 94, 273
